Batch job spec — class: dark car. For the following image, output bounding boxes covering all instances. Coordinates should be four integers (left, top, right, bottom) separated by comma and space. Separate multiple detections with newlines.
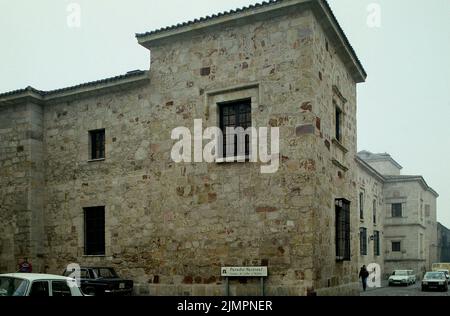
63, 267, 133, 296
421, 271, 448, 292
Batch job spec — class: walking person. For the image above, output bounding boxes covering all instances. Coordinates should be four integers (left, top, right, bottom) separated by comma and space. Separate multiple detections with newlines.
359, 265, 369, 291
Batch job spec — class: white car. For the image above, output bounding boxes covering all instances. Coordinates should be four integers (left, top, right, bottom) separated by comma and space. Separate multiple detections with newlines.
388, 270, 416, 286
0, 273, 84, 296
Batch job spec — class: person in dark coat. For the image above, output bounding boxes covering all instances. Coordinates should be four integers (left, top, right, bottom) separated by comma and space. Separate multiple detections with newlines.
359, 265, 370, 291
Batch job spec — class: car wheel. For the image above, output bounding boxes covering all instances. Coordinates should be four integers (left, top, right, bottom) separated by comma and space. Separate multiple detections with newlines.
85, 287, 96, 296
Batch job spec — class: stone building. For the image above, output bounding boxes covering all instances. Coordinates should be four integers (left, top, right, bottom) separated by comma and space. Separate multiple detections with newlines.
355, 157, 384, 276
0, 0, 367, 295
357, 151, 439, 279
437, 223, 450, 262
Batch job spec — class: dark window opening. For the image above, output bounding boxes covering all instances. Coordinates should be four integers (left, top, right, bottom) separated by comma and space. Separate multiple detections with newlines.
29, 281, 49, 297
360, 227, 367, 256
392, 203, 403, 218
84, 206, 105, 256
359, 192, 364, 220
89, 129, 105, 160
374, 231, 380, 256
373, 200, 377, 224
219, 99, 252, 159
392, 241, 401, 252
335, 199, 351, 261
335, 104, 342, 142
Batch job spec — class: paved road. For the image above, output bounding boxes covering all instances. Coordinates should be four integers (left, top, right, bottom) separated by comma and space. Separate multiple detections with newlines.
360, 281, 450, 296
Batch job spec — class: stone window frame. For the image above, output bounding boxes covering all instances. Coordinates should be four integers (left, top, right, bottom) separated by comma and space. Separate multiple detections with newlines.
203, 82, 261, 163
373, 198, 377, 225
373, 230, 381, 256
391, 241, 402, 252
391, 203, 403, 218
218, 98, 252, 160
359, 227, 368, 256
88, 128, 106, 162
359, 190, 365, 221
332, 85, 348, 152
335, 198, 351, 262
83, 206, 106, 256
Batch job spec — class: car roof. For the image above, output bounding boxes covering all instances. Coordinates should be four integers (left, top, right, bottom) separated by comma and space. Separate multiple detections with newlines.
0, 273, 75, 281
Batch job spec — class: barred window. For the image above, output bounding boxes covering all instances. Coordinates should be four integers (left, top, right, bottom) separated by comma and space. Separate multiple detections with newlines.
335, 199, 351, 261
374, 231, 380, 256
360, 227, 367, 256
392, 203, 402, 218
89, 129, 105, 160
219, 99, 252, 158
84, 206, 105, 256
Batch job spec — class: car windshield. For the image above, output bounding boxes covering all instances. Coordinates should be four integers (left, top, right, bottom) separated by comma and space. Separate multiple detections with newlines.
425, 272, 445, 280
0, 277, 29, 296
394, 271, 407, 276
93, 268, 118, 279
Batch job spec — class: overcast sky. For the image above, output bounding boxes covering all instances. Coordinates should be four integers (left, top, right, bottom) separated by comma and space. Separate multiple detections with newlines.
0, 0, 449, 226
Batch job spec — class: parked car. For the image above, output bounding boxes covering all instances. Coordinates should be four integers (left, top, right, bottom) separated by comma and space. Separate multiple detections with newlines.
63, 267, 133, 296
0, 273, 84, 296
388, 270, 416, 286
422, 271, 448, 292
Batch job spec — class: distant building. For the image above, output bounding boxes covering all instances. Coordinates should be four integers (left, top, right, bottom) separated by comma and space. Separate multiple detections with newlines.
437, 223, 450, 262
357, 151, 439, 279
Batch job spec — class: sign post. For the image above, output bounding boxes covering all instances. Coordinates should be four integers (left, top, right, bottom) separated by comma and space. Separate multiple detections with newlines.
221, 267, 268, 296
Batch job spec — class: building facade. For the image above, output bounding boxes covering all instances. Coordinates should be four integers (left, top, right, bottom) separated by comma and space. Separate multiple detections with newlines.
437, 223, 450, 263
0, 0, 368, 296
357, 151, 439, 279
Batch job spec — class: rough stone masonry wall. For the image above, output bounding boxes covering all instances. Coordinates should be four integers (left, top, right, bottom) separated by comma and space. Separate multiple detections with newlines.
0, 102, 45, 273
40, 8, 343, 296
309, 17, 359, 295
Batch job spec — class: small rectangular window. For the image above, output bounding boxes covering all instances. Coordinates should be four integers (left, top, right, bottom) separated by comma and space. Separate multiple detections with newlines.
392, 241, 401, 252
89, 129, 105, 160
373, 200, 377, 224
84, 206, 105, 256
335, 104, 342, 142
392, 203, 402, 218
219, 99, 252, 159
360, 227, 367, 256
359, 192, 364, 220
335, 199, 351, 261
374, 231, 380, 256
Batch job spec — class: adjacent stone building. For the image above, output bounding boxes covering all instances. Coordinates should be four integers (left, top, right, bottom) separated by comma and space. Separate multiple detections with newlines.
437, 223, 450, 263
357, 151, 439, 279
0, 0, 367, 295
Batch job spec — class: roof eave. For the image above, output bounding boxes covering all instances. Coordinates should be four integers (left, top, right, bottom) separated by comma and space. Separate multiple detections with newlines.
136, 0, 366, 83
0, 71, 149, 106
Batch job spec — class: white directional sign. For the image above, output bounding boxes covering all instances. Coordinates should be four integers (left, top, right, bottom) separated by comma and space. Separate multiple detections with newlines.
221, 267, 268, 277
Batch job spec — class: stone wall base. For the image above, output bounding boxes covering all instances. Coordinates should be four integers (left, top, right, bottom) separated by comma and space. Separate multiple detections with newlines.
315, 282, 360, 296
134, 283, 359, 296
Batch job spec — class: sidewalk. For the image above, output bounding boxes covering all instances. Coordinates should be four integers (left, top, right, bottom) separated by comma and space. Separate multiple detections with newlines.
359, 280, 388, 294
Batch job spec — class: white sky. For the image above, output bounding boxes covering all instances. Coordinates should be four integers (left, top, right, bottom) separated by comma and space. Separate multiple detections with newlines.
0, 0, 449, 227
